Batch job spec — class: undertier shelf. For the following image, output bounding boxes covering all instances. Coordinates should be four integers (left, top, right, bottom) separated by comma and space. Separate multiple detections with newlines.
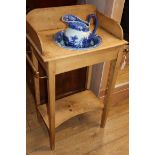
38, 90, 104, 128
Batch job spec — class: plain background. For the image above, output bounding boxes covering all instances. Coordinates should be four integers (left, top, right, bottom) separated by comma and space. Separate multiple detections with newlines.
0, 0, 155, 154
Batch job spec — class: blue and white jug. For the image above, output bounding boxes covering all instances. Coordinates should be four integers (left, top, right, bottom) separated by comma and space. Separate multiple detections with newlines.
62, 14, 98, 48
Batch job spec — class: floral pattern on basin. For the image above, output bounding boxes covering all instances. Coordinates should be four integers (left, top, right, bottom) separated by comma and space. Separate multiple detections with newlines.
54, 31, 102, 50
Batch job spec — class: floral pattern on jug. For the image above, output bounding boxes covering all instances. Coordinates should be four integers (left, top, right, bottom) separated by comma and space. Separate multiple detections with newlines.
54, 14, 102, 50
62, 14, 99, 48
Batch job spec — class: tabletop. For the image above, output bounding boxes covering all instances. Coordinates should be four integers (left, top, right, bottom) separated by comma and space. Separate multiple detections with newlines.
36, 27, 127, 62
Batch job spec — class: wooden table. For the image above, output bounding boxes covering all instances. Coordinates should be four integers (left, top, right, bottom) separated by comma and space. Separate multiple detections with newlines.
26, 4, 127, 151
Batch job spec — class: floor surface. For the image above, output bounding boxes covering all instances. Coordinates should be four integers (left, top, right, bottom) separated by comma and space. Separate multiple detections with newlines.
26, 85, 129, 155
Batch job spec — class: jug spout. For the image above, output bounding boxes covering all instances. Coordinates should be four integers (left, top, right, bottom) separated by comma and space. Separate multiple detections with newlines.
62, 14, 89, 32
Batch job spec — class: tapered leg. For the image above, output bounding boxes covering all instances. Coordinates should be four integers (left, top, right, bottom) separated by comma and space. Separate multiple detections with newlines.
86, 66, 92, 89
101, 50, 123, 128
31, 47, 40, 119
47, 62, 56, 150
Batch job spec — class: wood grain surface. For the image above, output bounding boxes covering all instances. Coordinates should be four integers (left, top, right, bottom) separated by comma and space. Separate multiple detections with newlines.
26, 85, 129, 155
36, 28, 126, 62
38, 90, 104, 128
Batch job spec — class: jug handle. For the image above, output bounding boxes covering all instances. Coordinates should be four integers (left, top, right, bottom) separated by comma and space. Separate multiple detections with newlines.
87, 14, 98, 37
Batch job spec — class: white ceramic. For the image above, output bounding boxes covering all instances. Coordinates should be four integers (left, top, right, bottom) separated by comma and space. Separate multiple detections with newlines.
61, 14, 98, 48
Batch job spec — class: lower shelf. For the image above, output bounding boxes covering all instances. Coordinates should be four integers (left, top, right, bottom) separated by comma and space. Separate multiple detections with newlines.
38, 90, 104, 128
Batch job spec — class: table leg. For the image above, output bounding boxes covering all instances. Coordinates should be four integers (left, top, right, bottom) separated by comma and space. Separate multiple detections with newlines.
31, 47, 40, 119
101, 50, 123, 128
86, 66, 92, 89
47, 62, 56, 150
